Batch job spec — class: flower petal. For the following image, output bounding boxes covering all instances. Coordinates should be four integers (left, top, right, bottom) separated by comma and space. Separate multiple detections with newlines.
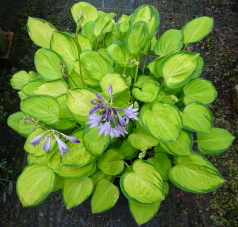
54, 134, 70, 156
29, 132, 46, 146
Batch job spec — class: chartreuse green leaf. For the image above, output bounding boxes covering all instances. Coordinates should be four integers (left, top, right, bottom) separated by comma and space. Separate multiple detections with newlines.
119, 139, 137, 160
155, 130, 192, 156
182, 17, 214, 45
97, 149, 124, 175
164, 181, 169, 197
159, 52, 199, 88
27, 149, 55, 165
153, 29, 183, 56
71, 1, 98, 27
17, 165, 56, 207
20, 95, 60, 125
126, 21, 148, 56
128, 129, 159, 150
63, 177, 94, 209
81, 50, 114, 80
183, 78, 217, 105
100, 73, 128, 99
129, 5, 159, 40
83, 126, 110, 156
10, 71, 31, 90
81, 21, 97, 44
169, 151, 225, 193
61, 130, 97, 167
140, 102, 182, 143
181, 102, 212, 133
52, 118, 76, 131
33, 80, 68, 98
98, 48, 114, 65
90, 170, 114, 185
7, 111, 41, 138
52, 176, 64, 192
106, 41, 133, 67
128, 200, 161, 225
34, 48, 63, 81
118, 14, 131, 33
147, 153, 172, 181
191, 57, 204, 79
66, 88, 97, 123
93, 13, 117, 37
120, 160, 164, 205
56, 95, 74, 121
132, 80, 159, 102
51, 32, 78, 69
147, 57, 165, 78
196, 127, 235, 155
48, 152, 96, 179
24, 128, 56, 156
91, 179, 119, 213
22, 80, 45, 96
27, 17, 57, 48
67, 68, 85, 88
134, 75, 155, 88
77, 34, 92, 51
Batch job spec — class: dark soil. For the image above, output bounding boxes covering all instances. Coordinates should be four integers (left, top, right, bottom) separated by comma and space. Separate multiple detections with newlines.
0, 0, 237, 226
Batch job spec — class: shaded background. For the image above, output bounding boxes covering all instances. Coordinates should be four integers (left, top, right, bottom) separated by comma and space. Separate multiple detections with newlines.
0, 0, 237, 226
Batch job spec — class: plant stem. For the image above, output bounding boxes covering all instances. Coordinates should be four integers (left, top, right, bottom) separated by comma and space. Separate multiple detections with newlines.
123, 161, 132, 170
142, 54, 148, 74
183, 44, 188, 51
75, 27, 85, 87
133, 57, 140, 84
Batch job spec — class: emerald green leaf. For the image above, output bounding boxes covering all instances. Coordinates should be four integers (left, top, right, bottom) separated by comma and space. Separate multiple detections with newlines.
22, 80, 45, 96
129, 200, 161, 225
169, 151, 225, 193
181, 102, 212, 133
153, 29, 183, 56
48, 153, 96, 179
83, 126, 110, 156
7, 111, 41, 138
61, 130, 97, 167
129, 5, 160, 40
182, 16, 214, 45
106, 41, 133, 67
10, 71, 31, 90
197, 127, 235, 155
63, 177, 94, 209
20, 95, 60, 126
27, 17, 57, 48
155, 130, 192, 156
128, 129, 159, 150
140, 102, 182, 142
125, 21, 148, 56
183, 78, 217, 105
34, 48, 63, 81
24, 128, 56, 156
81, 21, 96, 44
71, 1, 98, 27
100, 73, 128, 99
147, 153, 172, 181
132, 80, 159, 102
164, 181, 169, 197
80, 50, 114, 80
119, 139, 138, 160
97, 149, 124, 175
52, 118, 76, 131
191, 56, 204, 79
159, 52, 199, 88
56, 94, 74, 121
50, 32, 78, 69
17, 165, 56, 206
91, 179, 119, 213
33, 80, 68, 98
120, 160, 164, 205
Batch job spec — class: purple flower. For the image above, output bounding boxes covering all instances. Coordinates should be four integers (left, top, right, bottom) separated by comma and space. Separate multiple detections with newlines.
58, 132, 80, 143
42, 136, 51, 153
54, 133, 71, 156
86, 85, 138, 138
29, 132, 46, 146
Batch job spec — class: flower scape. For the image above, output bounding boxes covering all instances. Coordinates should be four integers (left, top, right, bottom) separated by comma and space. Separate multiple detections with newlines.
7, 2, 235, 225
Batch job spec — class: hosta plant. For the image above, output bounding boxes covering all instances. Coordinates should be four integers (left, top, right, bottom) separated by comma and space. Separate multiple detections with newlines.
8, 2, 235, 225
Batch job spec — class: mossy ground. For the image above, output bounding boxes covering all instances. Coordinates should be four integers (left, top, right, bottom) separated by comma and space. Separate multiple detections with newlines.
0, 0, 237, 226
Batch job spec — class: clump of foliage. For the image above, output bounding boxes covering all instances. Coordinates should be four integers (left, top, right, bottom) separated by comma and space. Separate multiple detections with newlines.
7, 2, 235, 225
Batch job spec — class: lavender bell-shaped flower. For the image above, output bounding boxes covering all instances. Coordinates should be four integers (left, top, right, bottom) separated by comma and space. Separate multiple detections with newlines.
29, 132, 46, 146
53, 133, 71, 156
86, 84, 138, 138
42, 136, 51, 153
